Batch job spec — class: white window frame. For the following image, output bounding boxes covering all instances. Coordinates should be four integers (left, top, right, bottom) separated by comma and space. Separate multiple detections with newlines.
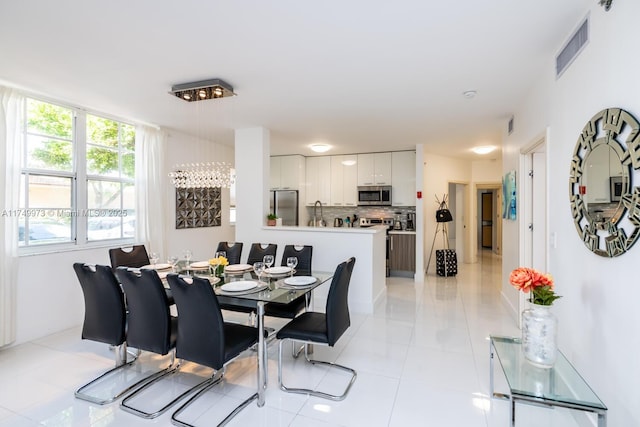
18, 96, 136, 254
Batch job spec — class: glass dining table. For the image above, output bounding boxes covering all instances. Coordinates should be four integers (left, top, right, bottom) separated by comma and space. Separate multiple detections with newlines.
171, 261, 334, 408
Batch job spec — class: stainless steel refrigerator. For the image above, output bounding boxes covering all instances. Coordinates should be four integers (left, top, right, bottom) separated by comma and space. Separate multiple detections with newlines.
269, 190, 299, 226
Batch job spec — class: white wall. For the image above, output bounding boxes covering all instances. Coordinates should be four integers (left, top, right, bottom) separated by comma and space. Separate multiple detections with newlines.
163, 131, 236, 262
502, 2, 640, 424
11, 130, 235, 345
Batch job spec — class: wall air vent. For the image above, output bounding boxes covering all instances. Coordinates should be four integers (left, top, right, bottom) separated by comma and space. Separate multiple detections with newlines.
556, 16, 589, 79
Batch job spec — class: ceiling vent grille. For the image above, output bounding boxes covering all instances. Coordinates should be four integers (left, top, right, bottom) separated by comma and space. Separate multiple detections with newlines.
556, 16, 589, 78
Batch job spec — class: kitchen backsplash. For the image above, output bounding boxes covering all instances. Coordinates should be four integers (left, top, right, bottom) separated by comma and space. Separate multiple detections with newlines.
306, 206, 416, 229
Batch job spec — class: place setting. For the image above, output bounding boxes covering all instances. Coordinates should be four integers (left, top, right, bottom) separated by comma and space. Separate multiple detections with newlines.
216, 280, 267, 296
278, 276, 318, 290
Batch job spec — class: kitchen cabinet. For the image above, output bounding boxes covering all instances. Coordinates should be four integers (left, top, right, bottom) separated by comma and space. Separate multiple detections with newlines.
305, 156, 331, 206
391, 151, 416, 206
388, 232, 416, 273
270, 155, 304, 190
330, 155, 358, 207
357, 152, 391, 186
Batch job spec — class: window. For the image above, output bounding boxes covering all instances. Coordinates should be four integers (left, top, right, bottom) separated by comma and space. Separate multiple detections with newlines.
19, 98, 135, 247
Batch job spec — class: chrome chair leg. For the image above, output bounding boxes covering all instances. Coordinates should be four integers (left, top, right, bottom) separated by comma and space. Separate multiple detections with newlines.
120, 361, 214, 419
171, 372, 259, 427
75, 343, 141, 405
278, 338, 357, 401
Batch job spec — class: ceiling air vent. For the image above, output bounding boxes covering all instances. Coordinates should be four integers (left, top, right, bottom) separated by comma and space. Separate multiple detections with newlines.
556, 16, 589, 79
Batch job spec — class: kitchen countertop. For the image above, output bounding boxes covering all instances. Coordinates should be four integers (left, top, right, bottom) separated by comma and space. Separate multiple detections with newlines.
263, 225, 387, 234
388, 230, 416, 235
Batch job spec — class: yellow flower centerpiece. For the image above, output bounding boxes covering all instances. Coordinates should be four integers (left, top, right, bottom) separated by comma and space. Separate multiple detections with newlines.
209, 255, 229, 278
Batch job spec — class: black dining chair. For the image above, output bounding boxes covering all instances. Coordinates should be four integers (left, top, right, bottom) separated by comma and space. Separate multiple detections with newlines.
279, 244, 313, 276
166, 274, 261, 427
276, 257, 357, 401
109, 245, 150, 270
263, 245, 313, 320
216, 241, 243, 265
114, 267, 179, 418
246, 243, 277, 265
73, 263, 138, 404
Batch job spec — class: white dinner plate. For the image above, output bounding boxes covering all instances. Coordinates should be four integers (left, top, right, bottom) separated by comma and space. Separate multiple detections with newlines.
265, 266, 291, 275
283, 276, 316, 286
225, 264, 253, 272
189, 261, 210, 269
141, 263, 173, 270
221, 281, 258, 292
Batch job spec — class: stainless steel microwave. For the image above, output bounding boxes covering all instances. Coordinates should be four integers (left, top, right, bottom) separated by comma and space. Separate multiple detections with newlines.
357, 186, 392, 206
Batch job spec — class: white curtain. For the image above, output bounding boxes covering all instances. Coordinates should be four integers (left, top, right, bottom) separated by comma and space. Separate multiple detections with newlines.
135, 125, 167, 259
0, 87, 24, 347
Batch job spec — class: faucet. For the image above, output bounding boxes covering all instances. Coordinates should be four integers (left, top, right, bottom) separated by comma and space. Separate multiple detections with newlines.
312, 200, 325, 227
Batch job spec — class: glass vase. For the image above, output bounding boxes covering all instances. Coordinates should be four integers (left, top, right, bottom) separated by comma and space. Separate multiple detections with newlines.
521, 302, 558, 368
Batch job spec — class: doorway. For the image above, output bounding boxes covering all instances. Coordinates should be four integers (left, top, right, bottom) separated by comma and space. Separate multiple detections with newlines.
475, 184, 502, 256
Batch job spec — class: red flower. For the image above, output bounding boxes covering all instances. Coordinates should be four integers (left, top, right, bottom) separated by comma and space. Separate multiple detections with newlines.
509, 267, 554, 293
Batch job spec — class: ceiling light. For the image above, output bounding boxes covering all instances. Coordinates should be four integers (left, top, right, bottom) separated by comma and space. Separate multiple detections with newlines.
462, 90, 477, 99
170, 78, 236, 102
310, 144, 331, 153
471, 146, 496, 155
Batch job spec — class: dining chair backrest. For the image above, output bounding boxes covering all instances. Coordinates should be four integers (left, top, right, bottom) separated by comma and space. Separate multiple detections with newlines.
216, 241, 243, 265
166, 274, 226, 370
280, 245, 313, 276
109, 245, 150, 270
73, 263, 126, 346
115, 267, 176, 356
246, 243, 277, 265
326, 257, 356, 346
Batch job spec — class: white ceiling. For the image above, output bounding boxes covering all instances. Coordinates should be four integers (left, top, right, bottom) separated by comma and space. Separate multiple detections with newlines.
0, 0, 590, 159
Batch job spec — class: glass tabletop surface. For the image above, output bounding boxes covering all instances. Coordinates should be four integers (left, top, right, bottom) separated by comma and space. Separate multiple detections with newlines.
491, 336, 606, 410
173, 262, 333, 305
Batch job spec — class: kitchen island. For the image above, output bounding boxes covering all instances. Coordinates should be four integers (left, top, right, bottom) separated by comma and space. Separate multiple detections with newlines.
238, 225, 387, 313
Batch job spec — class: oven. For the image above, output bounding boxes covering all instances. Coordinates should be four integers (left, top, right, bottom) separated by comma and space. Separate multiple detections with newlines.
359, 217, 393, 276
357, 186, 392, 206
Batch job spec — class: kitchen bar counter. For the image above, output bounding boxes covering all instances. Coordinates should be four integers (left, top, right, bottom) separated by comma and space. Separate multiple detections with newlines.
243, 223, 387, 313
388, 230, 416, 235
262, 225, 388, 234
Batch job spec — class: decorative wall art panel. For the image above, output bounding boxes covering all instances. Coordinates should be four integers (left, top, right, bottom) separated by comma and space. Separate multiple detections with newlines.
175, 187, 221, 229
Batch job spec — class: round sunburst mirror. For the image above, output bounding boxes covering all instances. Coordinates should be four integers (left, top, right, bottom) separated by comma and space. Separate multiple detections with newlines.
569, 108, 640, 257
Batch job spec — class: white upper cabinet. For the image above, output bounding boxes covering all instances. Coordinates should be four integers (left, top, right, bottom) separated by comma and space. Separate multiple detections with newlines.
392, 151, 416, 206
305, 156, 331, 206
357, 152, 391, 185
270, 155, 304, 190
330, 155, 358, 207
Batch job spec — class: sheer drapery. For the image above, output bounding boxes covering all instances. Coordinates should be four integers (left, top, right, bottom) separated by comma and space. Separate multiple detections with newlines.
135, 125, 166, 259
0, 87, 24, 347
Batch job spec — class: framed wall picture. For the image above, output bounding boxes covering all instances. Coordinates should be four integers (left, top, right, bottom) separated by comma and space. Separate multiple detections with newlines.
502, 171, 517, 220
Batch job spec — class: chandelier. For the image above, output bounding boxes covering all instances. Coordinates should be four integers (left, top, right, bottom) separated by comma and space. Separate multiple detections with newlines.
168, 162, 235, 189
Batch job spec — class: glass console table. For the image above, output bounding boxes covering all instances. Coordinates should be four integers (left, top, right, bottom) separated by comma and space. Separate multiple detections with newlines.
490, 336, 607, 427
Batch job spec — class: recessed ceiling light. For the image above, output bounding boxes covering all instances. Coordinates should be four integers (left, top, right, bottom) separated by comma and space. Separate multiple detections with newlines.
463, 90, 477, 99
471, 145, 496, 155
310, 144, 331, 153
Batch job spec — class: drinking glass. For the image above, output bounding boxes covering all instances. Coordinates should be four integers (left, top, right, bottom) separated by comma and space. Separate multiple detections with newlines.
253, 261, 266, 284
167, 255, 179, 272
149, 252, 159, 266
286, 256, 298, 277
263, 254, 274, 270
183, 249, 192, 268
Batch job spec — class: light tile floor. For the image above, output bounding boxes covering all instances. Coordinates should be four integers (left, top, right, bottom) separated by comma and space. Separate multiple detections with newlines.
0, 251, 583, 426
